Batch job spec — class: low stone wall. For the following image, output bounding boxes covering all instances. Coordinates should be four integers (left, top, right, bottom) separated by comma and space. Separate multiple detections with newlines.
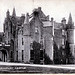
0, 62, 75, 73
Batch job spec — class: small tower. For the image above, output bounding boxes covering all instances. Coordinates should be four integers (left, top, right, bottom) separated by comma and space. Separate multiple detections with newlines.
23, 13, 30, 63
6, 9, 10, 19
11, 8, 16, 26
67, 13, 74, 63
12, 8, 16, 17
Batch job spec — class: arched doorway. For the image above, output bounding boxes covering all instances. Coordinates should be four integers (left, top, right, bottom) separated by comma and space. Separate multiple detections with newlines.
0, 43, 10, 62
0, 49, 8, 62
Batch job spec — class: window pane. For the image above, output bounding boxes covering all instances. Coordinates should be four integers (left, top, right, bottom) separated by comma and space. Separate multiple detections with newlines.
16, 51, 18, 61
22, 50, 24, 61
40, 50, 43, 60
30, 50, 34, 60
22, 38, 24, 45
62, 39, 64, 45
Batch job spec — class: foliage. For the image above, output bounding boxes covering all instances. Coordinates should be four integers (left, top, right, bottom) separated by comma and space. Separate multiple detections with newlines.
65, 41, 74, 64
53, 41, 60, 64
44, 53, 53, 64
59, 46, 66, 64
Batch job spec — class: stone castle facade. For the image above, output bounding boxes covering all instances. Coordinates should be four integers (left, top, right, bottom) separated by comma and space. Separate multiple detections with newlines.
0, 7, 74, 64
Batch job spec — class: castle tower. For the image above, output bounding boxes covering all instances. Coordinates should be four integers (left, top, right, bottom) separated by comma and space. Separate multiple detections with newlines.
67, 13, 74, 62
23, 13, 30, 62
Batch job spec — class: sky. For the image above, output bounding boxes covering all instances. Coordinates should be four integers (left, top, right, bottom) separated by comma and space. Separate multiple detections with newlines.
0, 0, 75, 42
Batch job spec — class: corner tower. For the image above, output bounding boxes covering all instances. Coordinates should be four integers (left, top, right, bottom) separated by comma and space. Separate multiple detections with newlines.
67, 13, 74, 62
23, 13, 31, 63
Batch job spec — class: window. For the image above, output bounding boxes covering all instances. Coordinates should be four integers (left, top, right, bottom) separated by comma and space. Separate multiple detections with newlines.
0, 38, 2, 42
17, 39, 18, 47
22, 38, 24, 45
11, 51, 13, 59
16, 51, 18, 61
30, 43, 33, 50
16, 31, 18, 35
8, 41, 10, 44
62, 51, 64, 56
8, 32, 9, 37
62, 38, 64, 45
30, 50, 34, 60
40, 50, 43, 60
22, 50, 24, 61
22, 30, 23, 35
35, 26, 38, 33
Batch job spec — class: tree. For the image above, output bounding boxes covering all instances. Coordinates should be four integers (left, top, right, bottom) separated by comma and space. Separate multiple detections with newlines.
44, 53, 53, 64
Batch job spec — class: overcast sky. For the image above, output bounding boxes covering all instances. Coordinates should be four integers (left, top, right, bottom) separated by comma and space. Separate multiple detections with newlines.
0, 0, 75, 42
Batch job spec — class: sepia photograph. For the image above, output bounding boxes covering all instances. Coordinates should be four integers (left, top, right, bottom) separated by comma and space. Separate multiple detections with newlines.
0, 0, 75, 74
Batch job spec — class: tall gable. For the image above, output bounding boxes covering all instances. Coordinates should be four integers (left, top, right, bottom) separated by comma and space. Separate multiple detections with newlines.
31, 7, 49, 21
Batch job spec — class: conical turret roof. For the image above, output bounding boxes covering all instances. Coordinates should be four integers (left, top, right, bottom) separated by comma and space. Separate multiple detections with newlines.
68, 13, 73, 24
12, 7, 16, 17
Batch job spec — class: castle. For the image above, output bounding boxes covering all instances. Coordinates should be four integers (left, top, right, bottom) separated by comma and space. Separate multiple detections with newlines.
0, 7, 74, 64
